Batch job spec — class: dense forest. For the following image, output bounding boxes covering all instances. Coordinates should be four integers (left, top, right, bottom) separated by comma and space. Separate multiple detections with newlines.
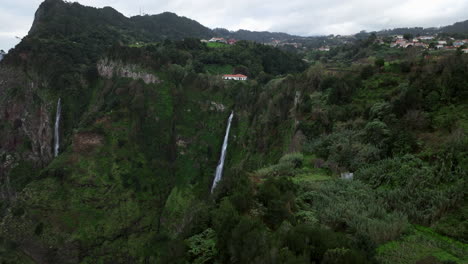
0, 0, 467, 263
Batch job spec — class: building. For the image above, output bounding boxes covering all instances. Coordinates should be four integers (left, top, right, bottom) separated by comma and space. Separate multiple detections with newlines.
318, 46, 330, 51
414, 42, 429, 48
438, 41, 447, 45
209, 37, 226, 43
418, 36, 434, 40
391, 39, 407, 48
222, 74, 247, 81
227, 39, 237, 45
462, 49, 468, 54
453, 41, 465, 47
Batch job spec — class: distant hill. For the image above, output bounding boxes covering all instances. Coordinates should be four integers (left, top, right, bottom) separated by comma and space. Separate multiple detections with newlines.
130, 12, 213, 40
28, 0, 213, 42
213, 28, 298, 42
27, 0, 304, 44
372, 19, 468, 37
442, 19, 468, 34
13, 0, 468, 52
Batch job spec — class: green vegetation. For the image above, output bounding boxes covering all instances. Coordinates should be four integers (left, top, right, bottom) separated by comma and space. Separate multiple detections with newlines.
206, 42, 228, 48
204, 64, 233, 75
376, 225, 467, 264
0, 2, 467, 263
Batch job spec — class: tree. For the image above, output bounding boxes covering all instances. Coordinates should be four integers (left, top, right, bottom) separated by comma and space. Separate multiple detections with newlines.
375, 58, 385, 68
403, 33, 413, 40
361, 65, 374, 80
185, 228, 217, 264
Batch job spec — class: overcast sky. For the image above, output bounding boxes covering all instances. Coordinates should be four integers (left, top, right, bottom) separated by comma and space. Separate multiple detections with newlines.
1, 0, 468, 51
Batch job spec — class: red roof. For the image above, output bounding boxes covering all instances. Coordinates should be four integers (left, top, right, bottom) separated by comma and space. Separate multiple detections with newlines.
223, 74, 247, 78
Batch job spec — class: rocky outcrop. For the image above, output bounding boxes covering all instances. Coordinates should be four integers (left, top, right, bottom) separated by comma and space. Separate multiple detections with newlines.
209, 101, 226, 112
97, 59, 161, 84
72, 132, 104, 153
0, 66, 53, 198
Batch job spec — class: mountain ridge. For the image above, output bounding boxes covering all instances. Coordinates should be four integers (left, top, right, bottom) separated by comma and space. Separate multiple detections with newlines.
0, 1, 466, 263
27, 0, 468, 44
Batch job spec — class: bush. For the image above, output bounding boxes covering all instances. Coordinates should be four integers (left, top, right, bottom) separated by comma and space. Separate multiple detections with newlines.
355, 155, 466, 224
296, 180, 408, 247
185, 228, 217, 264
279, 153, 304, 168
375, 58, 385, 68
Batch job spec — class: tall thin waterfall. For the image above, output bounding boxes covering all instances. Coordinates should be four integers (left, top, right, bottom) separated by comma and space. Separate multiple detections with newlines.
54, 98, 61, 157
211, 111, 234, 193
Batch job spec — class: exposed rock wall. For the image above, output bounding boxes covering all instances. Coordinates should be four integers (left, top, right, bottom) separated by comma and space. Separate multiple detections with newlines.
97, 59, 161, 84
0, 66, 53, 198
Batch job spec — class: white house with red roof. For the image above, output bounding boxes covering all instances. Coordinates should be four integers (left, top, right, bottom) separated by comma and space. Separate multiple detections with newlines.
222, 74, 248, 81
209, 37, 227, 43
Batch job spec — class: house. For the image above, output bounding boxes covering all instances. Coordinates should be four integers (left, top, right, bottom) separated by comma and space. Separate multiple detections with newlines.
414, 42, 428, 48
391, 39, 407, 48
266, 40, 281, 47
285, 42, 301, 48
222, 74, 247, 81
318, 46, 330, 51
436, 44, 444, 49
453, 41, 465, 47
418, 36, 434, 40
209, 37, 226, 43
462, 49, 468, 54
227, 39, 237, 45
438, 41, 447, 45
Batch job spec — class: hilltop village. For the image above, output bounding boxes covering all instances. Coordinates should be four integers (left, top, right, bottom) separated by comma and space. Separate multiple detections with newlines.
316, 34, 468, 53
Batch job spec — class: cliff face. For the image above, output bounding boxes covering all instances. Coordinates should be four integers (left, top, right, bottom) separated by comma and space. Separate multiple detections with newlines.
0, 66, 53, 199
97, 59, 161, 84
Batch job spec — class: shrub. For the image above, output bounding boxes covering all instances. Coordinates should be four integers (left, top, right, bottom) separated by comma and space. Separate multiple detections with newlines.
297, 180, 408, 247
279, 153, 304, 168
185, 228, 217, 264
375, 58, 385, 68
355, 155, 466, 224
364, 120, 391, 148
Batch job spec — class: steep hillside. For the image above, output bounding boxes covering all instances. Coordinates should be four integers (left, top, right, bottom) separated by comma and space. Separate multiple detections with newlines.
0, 1, 467, 263
131, 12, 213, 40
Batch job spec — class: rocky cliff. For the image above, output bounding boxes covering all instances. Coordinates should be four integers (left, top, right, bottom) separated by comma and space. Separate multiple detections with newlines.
0, 66, 53, 200
97, 59, 161, 84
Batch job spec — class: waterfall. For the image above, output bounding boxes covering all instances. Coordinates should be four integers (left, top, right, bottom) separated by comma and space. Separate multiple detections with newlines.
54, 98, 61, 157
211, 111, 234, 193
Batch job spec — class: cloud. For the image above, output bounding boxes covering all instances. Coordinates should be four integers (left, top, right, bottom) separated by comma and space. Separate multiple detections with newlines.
1, 0, 468, 51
